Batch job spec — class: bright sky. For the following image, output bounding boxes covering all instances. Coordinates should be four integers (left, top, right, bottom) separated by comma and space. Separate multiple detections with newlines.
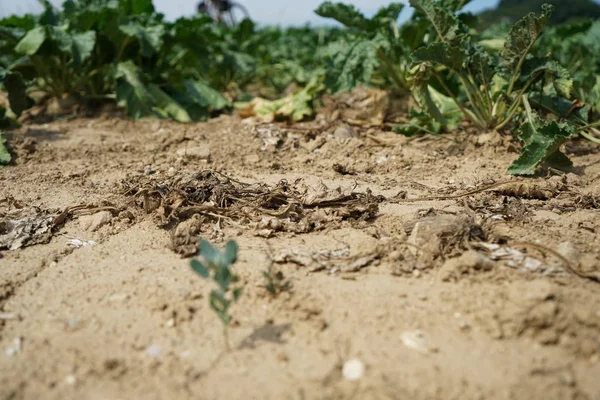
0, 0, 500, 25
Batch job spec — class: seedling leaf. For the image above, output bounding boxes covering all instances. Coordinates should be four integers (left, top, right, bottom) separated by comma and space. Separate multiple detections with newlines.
199, 239, 219, 262
223, 240, 238, 265
190, 259, 209, 278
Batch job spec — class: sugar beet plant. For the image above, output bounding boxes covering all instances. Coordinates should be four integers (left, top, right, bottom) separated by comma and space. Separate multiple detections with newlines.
314, 0, 477, 94
190, 240, 243, 349
406, 0, 600, 174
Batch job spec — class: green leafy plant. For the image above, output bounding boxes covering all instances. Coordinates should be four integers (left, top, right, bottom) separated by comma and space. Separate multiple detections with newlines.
315, 2, 410, 93
406, 0, 598, 174
262, 265, 292, 297
190, 239, 243, 349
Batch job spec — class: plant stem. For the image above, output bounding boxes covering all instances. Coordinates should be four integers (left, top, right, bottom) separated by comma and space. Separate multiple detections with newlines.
223, 325, 230, 351
377, 49, 407, 92
576, 120, 600, 132
579, 130, 600, 144
433, 71, 484, 127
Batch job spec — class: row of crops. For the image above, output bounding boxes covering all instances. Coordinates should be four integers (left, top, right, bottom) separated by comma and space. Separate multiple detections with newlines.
1, 0, 599, 174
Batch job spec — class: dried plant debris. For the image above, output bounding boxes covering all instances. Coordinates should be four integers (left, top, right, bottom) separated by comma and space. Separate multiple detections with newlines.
273, 247, 381, 273
491, 180, 564, 200
0, 207, 60, 250
478, 242, 600, 282
123, 171, 382, 255
0, 201, 118, 251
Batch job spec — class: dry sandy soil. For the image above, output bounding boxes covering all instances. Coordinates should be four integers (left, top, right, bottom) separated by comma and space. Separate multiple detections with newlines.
1, 107, 600, 399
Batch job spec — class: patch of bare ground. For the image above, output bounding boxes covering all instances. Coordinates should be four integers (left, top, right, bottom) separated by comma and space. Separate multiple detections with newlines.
1, 113, 599, 400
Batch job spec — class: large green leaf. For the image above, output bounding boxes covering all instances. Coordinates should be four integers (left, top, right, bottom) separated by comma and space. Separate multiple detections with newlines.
14, 26, 46, 55
409, 0, 463, 43
503, 4, 553, 67
183, 80, 229, 110
119, 22, 164, 57
115, 61, 154, 119
508, 115, 575, 175
322, 34, 386, 93
71, 31, 97, 66
0, 132, 10, 166
146, 84, 191, 123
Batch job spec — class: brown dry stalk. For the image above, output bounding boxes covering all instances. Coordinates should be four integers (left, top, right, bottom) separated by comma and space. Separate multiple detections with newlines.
389, 180, 524, 203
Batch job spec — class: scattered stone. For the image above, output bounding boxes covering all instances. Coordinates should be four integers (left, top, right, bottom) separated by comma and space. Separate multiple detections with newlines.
342, 358, 365, 381
108, 293, 129, 303
79, 211, 112, 232
333, 126, 358, 139
439, 251, 495, 281
401, 330, 434, 354
67, 239, 96, 248
0, 313, 17, 320
146, 344, 162, 358
407, 214, 478, 267
532, 210, 561, 222
64, 375, 77, 385
176, 146, 211, 160
557, 242, 581, 265
5, 337, 22, 356
165, 318, 175, 328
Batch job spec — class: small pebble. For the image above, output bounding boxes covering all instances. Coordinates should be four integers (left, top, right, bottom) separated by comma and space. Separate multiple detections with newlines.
65, 375, 77, 385
146, 344, 162, 358
342, 358, 365, 381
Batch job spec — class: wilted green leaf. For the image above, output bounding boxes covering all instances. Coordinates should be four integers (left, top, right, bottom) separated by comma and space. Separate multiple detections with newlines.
411, 42, 466, 71
409, 0, 463, 43
503, 4, 553, 66
508, 115, 575, 175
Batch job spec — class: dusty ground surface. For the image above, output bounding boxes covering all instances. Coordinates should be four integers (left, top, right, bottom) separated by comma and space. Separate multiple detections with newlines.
1, 108, 600, 400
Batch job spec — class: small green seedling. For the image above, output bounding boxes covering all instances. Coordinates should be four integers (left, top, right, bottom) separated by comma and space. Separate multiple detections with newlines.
190, 239, 243, 349
262, 265, 293, 297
